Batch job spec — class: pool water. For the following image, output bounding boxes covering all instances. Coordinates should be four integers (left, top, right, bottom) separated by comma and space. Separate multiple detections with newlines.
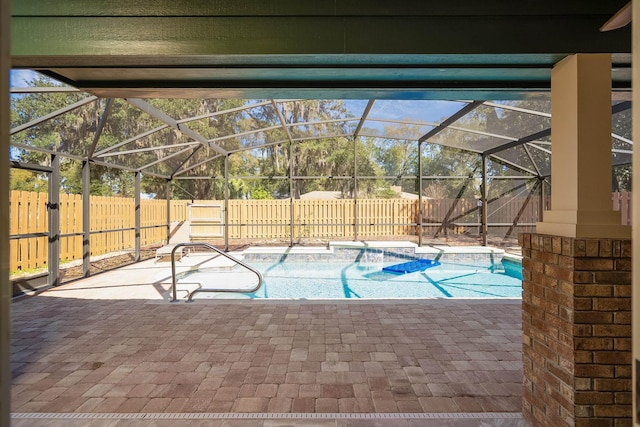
183, 260, 522, 299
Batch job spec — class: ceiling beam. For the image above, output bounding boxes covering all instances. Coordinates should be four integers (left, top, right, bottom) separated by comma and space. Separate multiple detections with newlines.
94, 124, 168, 157
87, 98, 113, 159
97, 141, 200, 158
483, 129, 551, 156
10, 86, 81, 93
173, 154, 224, 177
138, 146, 195, 173
125, 98, 228, 155
418, 101, 484, 143
482, 101, 633, 156
10, 95, 98, 134
354, 100, 375, 139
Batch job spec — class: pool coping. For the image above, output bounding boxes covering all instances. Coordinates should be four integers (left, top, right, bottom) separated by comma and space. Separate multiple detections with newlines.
241, 241, 507, 256
153, 297, 523, 305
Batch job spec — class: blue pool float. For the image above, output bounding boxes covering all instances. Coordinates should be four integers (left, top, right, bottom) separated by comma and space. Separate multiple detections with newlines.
382, 259, 440, 274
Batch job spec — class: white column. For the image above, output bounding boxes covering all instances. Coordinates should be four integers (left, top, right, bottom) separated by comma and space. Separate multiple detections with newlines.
537, 54, 630, 239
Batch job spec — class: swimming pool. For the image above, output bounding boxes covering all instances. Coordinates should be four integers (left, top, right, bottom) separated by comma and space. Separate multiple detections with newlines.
176, 247, 522, 300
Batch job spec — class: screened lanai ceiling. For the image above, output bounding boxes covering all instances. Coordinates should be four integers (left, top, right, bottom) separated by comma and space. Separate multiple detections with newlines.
9, 73, 633, 183
11, 1, 632, 99
10, 0, 634, 182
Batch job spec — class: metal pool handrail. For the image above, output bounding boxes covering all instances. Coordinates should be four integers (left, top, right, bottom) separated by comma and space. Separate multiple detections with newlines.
170, 242, 263, 302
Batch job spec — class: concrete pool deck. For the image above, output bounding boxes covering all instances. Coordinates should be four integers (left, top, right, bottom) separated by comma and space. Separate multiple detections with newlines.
11, 254, 525, 426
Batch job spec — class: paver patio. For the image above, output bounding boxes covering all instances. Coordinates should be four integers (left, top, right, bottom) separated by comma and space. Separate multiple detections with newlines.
10, 260, 524, 425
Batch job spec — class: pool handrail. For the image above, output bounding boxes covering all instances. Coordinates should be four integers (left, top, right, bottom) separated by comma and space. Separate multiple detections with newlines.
170, 242, 263, 302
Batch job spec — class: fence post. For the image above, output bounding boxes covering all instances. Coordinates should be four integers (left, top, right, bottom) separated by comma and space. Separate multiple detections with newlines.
82, 166, 91, 277
418, 141, 423, 246
353, 137, 358, 242
224, 156, 229, 251
538, 177, 545, 223
9, 192, 18, 272
135, 172, 141, 261
289, 141, 294, 246
480, 155, 488, 246
48, 155, 60, 287
165, 180, 171, 244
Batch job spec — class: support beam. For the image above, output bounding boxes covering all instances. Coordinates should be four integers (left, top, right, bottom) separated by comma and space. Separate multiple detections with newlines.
270, 97, 296, 220
437, 179, 535, 227
10, 86, 82, 94
482, 102, 631, 157
208, 125, 282, 145
173, 153, 223, 177
98, 141, 199, 158
94, 125, 168, 157
289, 142, 294, 246
354, 100, 375, 139
482, 129, 551, 157
418, 101, 484, 143
48, 154, 60, 286
538, 177, 545, 223
480, 155, 488, 246
489, 155, 538, 178
503, 180, 539, 241
10, 96, 98, 135
87, 98, 113, 159
522, 144, 541, 177
170, 146, 203, 178
165, 181, 171, 244
418, 141, 423, 246
10, 161, 52, 174
524, 55, 632, 426
434, 168, 478, 238
224, 156, 229, 251
353, 136, 358, 241
82, 160, 90, 277
126, 98, 228, 156
135, 172, 141, 262
137, 146, 197, 172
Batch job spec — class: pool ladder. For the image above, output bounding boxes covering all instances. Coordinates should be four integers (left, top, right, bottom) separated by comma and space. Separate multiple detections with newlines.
170, 242, 263, 302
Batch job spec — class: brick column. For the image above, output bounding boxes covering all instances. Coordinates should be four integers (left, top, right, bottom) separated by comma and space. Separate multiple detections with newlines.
520, 233, 631, 427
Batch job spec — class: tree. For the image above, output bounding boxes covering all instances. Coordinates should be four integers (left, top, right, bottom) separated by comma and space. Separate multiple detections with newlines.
11, 77, 136, 196
10, 169, 47, 192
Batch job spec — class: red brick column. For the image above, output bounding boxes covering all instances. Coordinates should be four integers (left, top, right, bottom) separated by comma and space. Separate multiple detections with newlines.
520, 233, 631, 427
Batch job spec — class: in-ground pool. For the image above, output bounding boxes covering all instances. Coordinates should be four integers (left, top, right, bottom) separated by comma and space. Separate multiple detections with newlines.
175, 244, 523, 299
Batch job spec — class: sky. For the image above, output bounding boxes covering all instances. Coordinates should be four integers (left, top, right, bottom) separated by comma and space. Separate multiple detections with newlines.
10, 69, 40, 87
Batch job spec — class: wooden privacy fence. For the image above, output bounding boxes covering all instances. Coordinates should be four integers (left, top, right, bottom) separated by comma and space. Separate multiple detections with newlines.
10, 191, 48, 273
9, 191, 633, 272
9, 191, 184, 272
221, 198, 419, 239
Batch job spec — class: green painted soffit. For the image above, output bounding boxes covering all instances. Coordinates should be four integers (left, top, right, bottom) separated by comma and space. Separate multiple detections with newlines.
11, 0, 630, 59
10, 0, 631, 18
10, 0, 631, 99
12, 17, 630, 58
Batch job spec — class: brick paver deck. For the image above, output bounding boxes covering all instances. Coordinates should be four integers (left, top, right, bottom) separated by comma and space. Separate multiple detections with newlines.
11, 292, 523, 426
